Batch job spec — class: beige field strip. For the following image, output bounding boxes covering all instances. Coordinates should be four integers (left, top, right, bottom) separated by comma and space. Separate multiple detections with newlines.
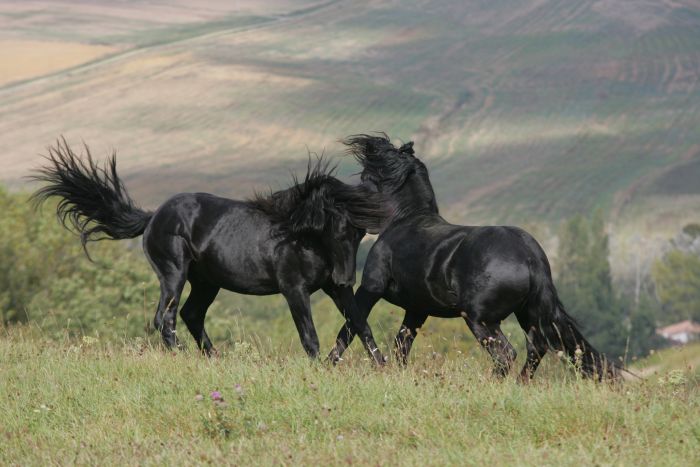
0, 40, 117, 87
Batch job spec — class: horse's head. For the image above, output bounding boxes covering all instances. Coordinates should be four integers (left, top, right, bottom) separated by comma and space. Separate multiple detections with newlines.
271, 158, 387, 287
322, 205, 365, 287
316, 178, 388, 286
342, 134, 438, 221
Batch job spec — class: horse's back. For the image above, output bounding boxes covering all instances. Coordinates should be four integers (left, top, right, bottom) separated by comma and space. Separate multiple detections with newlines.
144, 193, 264, 250
143, 193, 280, 291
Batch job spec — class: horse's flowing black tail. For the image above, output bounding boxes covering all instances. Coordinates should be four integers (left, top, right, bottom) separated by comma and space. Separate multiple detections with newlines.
30, 137, 152, 258
529, 259, 618, 380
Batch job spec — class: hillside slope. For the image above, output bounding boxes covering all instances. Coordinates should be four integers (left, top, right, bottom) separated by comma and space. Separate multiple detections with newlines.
1, 0, 699, 229
1, 331, 698, 465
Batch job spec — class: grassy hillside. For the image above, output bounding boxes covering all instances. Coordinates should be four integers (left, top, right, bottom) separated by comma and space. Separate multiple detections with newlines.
632, 341, 700, 378
1, 0, 699, 232
1, 329, 698, 465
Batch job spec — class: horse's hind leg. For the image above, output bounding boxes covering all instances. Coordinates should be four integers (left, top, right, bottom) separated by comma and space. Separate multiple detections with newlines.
148, 237, 190, 349
464, 317, 517, 378
515, 309, 549, 382
394, 311, 428, 365
154, 270, 187, 349
179, 280, 219, 356
520, 332, 548, 383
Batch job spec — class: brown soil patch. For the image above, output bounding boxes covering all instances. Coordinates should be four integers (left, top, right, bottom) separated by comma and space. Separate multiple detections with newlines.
0, 40, 116, 87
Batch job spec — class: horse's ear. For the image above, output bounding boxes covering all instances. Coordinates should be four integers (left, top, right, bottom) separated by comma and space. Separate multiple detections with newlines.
399, 141, 415, 155
288, 190, 327, 235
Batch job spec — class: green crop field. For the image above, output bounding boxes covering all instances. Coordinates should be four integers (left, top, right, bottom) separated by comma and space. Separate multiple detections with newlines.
1, 0, 699, 231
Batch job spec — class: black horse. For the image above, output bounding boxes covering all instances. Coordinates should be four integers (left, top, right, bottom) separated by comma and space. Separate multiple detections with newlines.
31, 138, 386, 362
328, 134, 617, 381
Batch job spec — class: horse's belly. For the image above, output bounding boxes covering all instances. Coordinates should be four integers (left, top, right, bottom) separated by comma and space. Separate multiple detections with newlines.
191, 256, 279, 295
383, 284, 459, 316
218, 278, 278, 296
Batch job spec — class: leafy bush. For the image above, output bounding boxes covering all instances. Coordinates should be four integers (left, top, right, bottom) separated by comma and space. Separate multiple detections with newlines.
0, 187, 160, 337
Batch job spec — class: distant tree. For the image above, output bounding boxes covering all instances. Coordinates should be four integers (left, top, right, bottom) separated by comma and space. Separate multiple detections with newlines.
627, 293, 666, 357
651, 248, 700, 324
556, 211, 628, 358
682, 223, 700, 240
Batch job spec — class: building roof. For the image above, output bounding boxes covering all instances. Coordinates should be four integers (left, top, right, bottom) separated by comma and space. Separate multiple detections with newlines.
656, 320, 700, 336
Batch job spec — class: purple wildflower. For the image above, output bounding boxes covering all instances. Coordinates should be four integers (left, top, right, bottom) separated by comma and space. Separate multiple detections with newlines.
210, 391, 223, 401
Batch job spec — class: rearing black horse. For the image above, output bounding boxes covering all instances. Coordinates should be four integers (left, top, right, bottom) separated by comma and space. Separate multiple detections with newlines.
31, 138, 385, 362
328, 134, 617, 381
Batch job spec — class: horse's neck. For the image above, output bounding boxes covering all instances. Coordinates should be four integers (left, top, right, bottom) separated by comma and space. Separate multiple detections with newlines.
385, 196, 442, 229
391, 175, 438, 214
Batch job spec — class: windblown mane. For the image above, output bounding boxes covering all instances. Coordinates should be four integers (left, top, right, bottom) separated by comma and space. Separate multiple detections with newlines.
249, 157, 386, 235
343, 133, 438, 217
343, 133, 417, 193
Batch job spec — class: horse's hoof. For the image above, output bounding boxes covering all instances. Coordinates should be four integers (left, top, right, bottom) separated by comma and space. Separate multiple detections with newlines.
373, 354, 388, 367
326, 349, 343, 366
204, 348, 220, 358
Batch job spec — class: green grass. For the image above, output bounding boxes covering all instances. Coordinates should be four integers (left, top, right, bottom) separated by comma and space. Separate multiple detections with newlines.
1, 328, 698, 465
632, 342, 700, 377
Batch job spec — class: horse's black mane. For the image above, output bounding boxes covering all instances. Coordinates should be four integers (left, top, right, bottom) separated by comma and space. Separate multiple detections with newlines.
249, 157, 386, 235
342, 133, 438, 218
342, 133, 417, 192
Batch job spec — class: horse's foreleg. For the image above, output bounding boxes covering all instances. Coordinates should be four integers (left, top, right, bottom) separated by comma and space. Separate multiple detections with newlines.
394, 311, 428, 365
283, 287, 320, 358
327, 285, 382, 363
323, 285, 352, 363
336, 286, 385, 365
179, 281, 219, 356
